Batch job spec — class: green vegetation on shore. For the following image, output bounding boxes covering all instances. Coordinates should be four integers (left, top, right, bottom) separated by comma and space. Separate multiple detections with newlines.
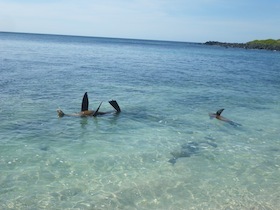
205, 39, 280, 51
246, 39, 280, 51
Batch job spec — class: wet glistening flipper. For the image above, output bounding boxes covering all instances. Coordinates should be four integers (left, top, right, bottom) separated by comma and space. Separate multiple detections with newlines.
109, 100, 121, 113
81, 92, 89, 111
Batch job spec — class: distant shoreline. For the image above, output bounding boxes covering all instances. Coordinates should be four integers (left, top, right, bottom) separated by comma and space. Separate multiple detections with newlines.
204, 39, 280, 51
1, 31, 279, 51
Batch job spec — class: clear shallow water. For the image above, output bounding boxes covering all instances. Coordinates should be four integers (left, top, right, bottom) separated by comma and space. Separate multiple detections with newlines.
0, 32, 279, 209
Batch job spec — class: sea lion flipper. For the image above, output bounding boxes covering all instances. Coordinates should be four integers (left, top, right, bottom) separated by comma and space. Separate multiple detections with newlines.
216, 109, 224, 116
109, 100, 121, 113
81, 92, 89, 111
168, 157, 177, 165
228, 120, 242, 127
57, 109, 65, 117
93, 102, 103, 117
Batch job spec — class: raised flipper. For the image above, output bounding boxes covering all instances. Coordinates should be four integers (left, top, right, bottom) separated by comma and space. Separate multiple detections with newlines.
109, 100, 121, 113
93, 102, 103, 117
57, 109, 65, 117
81, 92, 89, 111
216, 108, 224, 116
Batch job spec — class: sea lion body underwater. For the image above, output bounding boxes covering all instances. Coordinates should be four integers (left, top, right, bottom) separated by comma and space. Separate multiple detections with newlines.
209, 109, 241, 126
168, 141, 218, 165
57, 92, 121, 117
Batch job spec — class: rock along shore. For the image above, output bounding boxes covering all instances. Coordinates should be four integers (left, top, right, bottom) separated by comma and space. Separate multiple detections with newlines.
204, 40, 280, 51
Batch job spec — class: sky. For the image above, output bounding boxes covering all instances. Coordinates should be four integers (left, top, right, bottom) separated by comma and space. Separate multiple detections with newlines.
0, 0, 279, 43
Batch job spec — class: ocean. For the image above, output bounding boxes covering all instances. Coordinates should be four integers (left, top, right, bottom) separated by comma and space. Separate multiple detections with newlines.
0, 32, 279, 209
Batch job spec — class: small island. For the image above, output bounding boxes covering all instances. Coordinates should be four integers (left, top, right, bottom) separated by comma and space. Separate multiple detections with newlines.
204, 39, 280, 51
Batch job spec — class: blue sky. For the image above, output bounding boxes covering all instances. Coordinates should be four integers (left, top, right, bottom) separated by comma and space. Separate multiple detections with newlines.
0, 0, 279, 42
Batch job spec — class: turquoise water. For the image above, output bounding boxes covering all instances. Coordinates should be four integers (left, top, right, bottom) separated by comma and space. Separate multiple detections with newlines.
0, 32, 279, 209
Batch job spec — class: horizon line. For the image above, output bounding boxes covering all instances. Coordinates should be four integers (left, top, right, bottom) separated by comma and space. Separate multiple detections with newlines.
0, 31, 203, 44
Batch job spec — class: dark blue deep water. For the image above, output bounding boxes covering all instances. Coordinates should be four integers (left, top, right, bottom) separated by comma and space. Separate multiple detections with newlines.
0, 32, 279, 209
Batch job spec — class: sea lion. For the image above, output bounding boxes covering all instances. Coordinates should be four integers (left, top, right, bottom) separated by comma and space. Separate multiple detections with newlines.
209, 109, 241, 126
57, 92, 121, 117
168, 141, 217, 165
